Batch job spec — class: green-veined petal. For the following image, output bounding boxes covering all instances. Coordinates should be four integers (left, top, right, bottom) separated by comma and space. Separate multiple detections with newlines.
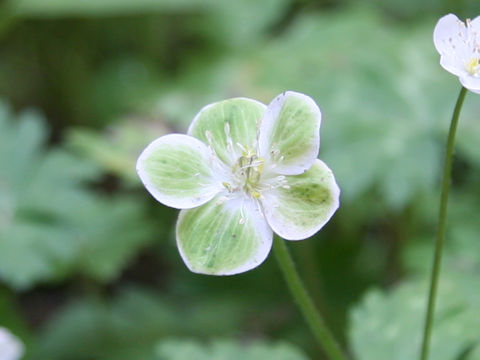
188, 98, 266, 166
261, 159, 339, 240
258, 91, 321, 175
176, 196, 273, 275
136, 134, 222, 209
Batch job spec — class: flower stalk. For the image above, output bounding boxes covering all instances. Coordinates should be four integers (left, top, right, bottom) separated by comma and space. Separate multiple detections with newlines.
419, 86, 467, 360
273, 236, 347, 360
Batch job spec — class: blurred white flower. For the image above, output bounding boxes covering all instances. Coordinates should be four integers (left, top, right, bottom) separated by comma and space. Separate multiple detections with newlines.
434, 13, 480, 93
0, 327, 24, 360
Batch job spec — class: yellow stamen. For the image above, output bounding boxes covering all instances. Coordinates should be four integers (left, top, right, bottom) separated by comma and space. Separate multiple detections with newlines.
251, 190, 261, 199
466, 57, 480, 75
222, 182, 234, 192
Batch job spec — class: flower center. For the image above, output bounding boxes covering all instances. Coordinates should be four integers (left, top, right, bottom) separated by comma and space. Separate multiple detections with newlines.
210, 123, 289, 202
227, 148, 265, 198
466, 57, 480, 76
221, 146, 291, 202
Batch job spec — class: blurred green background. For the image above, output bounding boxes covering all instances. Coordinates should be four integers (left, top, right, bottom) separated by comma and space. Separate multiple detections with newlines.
1, 0, 480, 359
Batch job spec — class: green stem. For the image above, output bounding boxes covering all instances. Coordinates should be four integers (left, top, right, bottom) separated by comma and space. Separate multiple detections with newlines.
419, 86, 467, 360
273, 236, 347, 360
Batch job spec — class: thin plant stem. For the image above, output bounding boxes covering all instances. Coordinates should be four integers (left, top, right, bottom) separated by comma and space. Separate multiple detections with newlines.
273, 236, 348, 360
419, 86, 467, 360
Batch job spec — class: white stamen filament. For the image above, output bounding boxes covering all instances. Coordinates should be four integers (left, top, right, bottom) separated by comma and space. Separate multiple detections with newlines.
216, 196, 229, 205
236, 143, 246, 153
239, 203, 246, 224
205, 130, 213, 145
224, 123, 234, 153
204, 130, 217, 157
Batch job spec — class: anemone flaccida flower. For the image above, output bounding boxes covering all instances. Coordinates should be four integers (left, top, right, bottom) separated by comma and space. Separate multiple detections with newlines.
434, 13, 480, 93
137, 91, 340, 275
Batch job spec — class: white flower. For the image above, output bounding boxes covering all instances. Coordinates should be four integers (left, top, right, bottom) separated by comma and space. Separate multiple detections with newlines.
137, 91, 340, 275
434, 13, 480, 93
0, 327, 24, 360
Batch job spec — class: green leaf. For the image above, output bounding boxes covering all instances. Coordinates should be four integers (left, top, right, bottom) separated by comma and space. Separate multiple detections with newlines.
30, 288, 252, 360
0, 100, 153, 289
193, 0, 292, 49
155, 338, 309, 360
349, 269, 480, 360
466, 344, 480, 360
402, 190, 480, 277
68, 116, 170, 185
69, 196, 155, 281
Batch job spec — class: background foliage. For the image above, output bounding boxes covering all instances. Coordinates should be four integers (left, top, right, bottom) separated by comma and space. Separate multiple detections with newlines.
1, 0, 480, 359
